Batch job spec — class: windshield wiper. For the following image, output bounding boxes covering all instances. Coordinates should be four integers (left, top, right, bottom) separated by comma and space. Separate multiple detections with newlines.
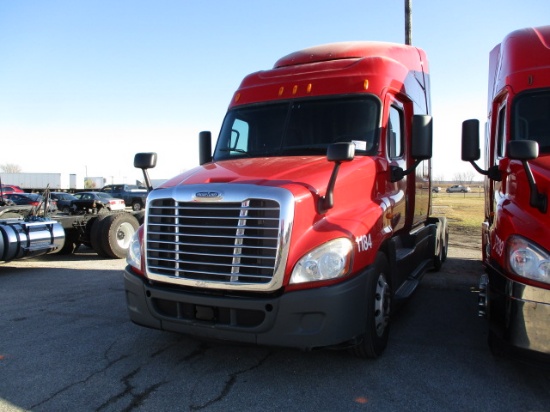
218, 148, 250, 157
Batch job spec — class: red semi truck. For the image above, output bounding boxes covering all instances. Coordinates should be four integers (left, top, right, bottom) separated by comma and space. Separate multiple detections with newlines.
462, 26, 550, 358
125, 41, 448, 358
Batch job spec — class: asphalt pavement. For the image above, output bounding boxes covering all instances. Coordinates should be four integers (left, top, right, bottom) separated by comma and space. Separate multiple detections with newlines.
1, 239, 549, 412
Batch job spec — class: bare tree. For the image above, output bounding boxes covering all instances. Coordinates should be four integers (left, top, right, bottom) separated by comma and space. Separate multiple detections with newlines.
463, 170, 476, 185
453, 170, 477, 184
1, 163, 22, 173
453, 172, 466, 184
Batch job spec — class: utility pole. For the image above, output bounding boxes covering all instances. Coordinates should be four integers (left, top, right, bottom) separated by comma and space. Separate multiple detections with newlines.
405, 0, 412, 45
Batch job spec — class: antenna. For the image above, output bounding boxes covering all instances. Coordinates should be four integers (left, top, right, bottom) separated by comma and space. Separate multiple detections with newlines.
405, 0, 412, 45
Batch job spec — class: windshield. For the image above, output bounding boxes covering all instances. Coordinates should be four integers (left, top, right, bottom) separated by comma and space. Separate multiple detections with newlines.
512, 90, 550, 154
214, 96, 380, 160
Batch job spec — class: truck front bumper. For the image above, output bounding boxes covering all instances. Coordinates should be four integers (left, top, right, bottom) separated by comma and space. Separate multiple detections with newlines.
485, 267, 550, 356
124, 265, 373, 350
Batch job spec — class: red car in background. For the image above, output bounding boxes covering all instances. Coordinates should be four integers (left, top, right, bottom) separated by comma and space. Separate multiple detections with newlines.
0, 184, 24, 194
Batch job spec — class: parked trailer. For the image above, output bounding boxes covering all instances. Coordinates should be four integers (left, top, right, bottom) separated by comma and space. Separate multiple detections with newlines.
0, 172, 82, 191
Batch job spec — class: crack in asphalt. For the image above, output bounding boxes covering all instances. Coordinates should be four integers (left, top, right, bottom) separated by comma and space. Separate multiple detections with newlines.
95, 367, 166, 412
29, 353, 128, 410
189, 351, 273, 411
95, 341, 208, 411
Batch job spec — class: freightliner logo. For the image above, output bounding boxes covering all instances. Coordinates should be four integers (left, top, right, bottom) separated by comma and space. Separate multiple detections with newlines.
193, 191, 223, 201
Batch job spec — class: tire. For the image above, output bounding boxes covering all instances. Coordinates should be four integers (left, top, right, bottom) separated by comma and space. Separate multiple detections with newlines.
131, 201, 142, 211
90, 214, 112, 257
349, 253, 392, 358
62, 206, 71, 213
99, 213, 139, 259
433, 219, 449, 272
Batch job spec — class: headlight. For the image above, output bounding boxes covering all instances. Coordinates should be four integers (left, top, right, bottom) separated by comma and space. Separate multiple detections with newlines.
126, 229, 142, 271
290, 238, 353, 284
508, 235, 550, 284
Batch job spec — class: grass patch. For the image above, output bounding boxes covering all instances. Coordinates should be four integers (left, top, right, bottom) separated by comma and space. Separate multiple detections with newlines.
431, 194, 484, 237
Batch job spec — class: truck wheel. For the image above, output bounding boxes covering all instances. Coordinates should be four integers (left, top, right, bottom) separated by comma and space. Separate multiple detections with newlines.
433, 222, 449, 272
99, 213, 139, 259
90, 214, 112, 257
349, 253, 391, 358
131, 201, 142, 211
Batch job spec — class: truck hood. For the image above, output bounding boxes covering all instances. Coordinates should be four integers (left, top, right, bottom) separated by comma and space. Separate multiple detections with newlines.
531, 155, 550, 178
159, 156, 379, 195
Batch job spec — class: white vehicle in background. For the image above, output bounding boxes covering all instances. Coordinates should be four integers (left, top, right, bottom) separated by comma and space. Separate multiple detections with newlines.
446, 185, 471, 193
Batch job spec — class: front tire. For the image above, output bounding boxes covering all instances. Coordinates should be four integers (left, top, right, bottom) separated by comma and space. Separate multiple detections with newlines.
349, 253, 391, 358
433, 218, 449, 272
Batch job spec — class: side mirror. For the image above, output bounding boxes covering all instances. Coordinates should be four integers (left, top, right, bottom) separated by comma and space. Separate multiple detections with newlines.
391, 115, 432, 182
461, 119, 501, 180
461, 119, 481, 161
199, 131, 212, 165
134, 152, 158, 193
411, 115, 433, 160
508, 140, 539, 160
319, 142, 355, 213
134, 152, 157, 169
327, 142, 356, 162
508, 140, 545, 213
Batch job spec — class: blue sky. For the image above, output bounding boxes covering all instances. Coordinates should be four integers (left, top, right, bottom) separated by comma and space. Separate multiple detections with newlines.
1, 0, 549, 183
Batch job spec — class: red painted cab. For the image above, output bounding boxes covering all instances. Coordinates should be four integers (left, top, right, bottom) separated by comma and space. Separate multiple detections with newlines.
462, 26, 550, 358
126, 41, 448, 358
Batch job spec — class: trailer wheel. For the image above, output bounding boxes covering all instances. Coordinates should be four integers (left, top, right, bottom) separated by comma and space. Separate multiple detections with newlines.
90, 214, 112, 257
99, 213, 139, 259
349, 253, 391, 359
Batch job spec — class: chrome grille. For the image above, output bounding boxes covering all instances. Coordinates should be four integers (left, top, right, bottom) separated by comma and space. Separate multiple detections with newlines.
145, 197, 281, 286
